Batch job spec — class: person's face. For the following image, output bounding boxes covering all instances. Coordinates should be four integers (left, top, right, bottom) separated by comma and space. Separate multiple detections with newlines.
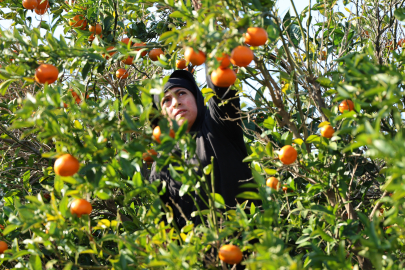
161, 87, 198, 132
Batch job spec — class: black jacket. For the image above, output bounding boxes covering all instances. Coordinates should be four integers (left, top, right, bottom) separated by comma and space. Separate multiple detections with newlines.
149, 69, 255, 228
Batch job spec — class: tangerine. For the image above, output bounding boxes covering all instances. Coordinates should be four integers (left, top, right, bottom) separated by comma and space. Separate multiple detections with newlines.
116, 68, 129, 79
153, 126, 175, 143
231, 46, 253, 67
184, 47, 206, 66
0, 241, 7, 254
338, 100, 354, 113
142, 149, 158, 162
122, 56, 133, 65
70, 198, 92, 217
282, 186, 288, 193
36, 0, 48, 9
54, 154, 80, 176
103, 46, 116, 59
89, 33, 102, 41
149, 48, 164, 61
22, 0, 38, 9
279, 145, 297, 165
266, 177, 279, 190
134, 42, 147, 57
69, 14, 87, 30
89, 23, 102, 35
35, 64, 59, 84
176, 59, 187, 69
245, 27, 268, 46
121, 37, 132, 46
211, 67, 236, 88
217, 53, 231, 68
34, 8, 47, 14
321, 125, 334, 139
218, 244, 243, 265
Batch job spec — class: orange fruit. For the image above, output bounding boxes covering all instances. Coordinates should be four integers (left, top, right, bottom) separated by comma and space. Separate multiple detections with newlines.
63, 102, 68, 108
176, 59, 187, 69
69, 14, 87, 30
149, 48, 164, 61
103, 46, 116, 59
211, 67, 236, 88
217, 53, 231, 68
218, 244, 243, 265
244, 27, 268, 46
69, 89, 79, 99
116, 68, 129, 79
134, 42, 147, 57
321, 125, 334, 139
266, 177, 279, 190
279, 145, 297, 165
70, 198, 92, 217
122, 56, 133, 65
339, 100, 354, 113
36, 0, 48, 9
153, 126, 175, 143
184, 47, 206, 66
142, 149, 158, 162
89, 33, 102, 41
319, 51, 327, 61
282, 186, 288, 193
89, 23, 102, 35
43, 193, 51, 200
121, 37, 132, 46
0, 241, 7, 254
230, 46, 253, 67
54, 154, 80, 176
35, 64, 59, 84
0, 225, 4, 230
34, 8, 47, 14
22, 0, 38, 9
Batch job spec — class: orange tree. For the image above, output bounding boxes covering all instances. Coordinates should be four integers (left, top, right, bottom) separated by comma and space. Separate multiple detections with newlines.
1, 0, 405, 269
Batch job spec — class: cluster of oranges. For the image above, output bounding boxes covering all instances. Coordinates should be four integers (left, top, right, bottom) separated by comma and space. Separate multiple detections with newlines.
53, 154, 92, 217
174, 27, 268, 88
22, 0, 49, 15
265, 99, 355, 191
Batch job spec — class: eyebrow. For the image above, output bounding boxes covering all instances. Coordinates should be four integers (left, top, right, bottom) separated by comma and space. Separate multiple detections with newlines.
161, 88, 188, 105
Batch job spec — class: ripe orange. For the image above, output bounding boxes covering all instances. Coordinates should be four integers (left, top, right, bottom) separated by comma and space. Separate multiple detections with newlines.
142, 149, 158, 162
266, 177, 279, 190
279, 145, 297, 165
54, 154, 80, 176
184, 47, 206, 66
282, 186, 288, 193
319, 51, 327, 61
134, 42, 147, 57
34, 8, 47, 15
103, 46, 116, 59
69, 15, 87, 30
36, 0, 48, 9
121, 37, 132, 46
22, 0, 38, 9
321, 125, 334, 139
245, 27, 268, 46
122, 56, 133, 65
339, 100, 354, 113
63, 102, 68, 108
0, 241, 8, 254
89, 23, 102, 35
35, 64, 59, 84
218, 244, 243, 265
231, 46, 253, 67
217, 53, 231, 68
0, 225, 4, 230
89, 33, 102, 41
70, 198, 92, 217
211, 67, 236, 88
69, 89, 79, 99
176, 59, 187, 69
149, 48, 164, 61
116, 68, 129, 79
153, 126, 175, 143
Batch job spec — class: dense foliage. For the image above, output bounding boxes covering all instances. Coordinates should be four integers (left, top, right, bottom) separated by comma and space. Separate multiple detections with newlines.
1, 0, 405, 269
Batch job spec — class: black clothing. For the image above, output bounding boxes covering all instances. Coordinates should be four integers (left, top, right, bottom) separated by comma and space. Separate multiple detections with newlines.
149, 69, 255, 228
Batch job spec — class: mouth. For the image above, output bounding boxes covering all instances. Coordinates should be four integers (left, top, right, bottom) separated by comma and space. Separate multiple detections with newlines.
174, 110, 187, 118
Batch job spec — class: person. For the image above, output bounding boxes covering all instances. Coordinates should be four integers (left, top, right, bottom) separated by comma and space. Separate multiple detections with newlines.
149, 68, 258, 229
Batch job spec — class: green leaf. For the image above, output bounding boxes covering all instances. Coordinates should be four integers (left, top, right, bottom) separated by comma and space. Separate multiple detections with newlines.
3, 224, 20, 236
211, 193, 225, 209
317, 77, 332, 88
394, 8, 405, 21
252, 168, 265, 185
0, 79, 16, 95
29, 255, 42, 270
306, 135, 320, 143
236, 191, 262, 200
263, 117, 275, 130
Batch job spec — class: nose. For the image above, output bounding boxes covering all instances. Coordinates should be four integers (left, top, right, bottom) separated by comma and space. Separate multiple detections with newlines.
170, 95, 181, 109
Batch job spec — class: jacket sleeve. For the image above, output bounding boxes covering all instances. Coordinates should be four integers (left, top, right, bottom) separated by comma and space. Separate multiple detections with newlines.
205, 68, 244, 140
